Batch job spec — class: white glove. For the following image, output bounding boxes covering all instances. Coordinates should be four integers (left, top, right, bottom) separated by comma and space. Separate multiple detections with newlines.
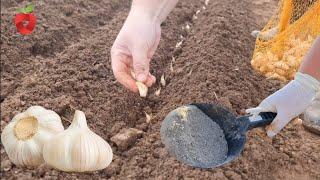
111, 0, 178, 92
246, 72, 320, 137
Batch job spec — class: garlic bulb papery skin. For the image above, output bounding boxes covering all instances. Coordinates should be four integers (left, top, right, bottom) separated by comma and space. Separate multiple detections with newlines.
43, 110, 113, 172
1, 106, 64, 166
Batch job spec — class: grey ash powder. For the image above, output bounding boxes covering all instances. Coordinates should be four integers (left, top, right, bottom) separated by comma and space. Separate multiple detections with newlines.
160, 105, 228, 168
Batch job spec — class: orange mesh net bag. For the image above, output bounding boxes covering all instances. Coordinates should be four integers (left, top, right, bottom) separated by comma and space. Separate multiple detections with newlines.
251, 0, 320, 81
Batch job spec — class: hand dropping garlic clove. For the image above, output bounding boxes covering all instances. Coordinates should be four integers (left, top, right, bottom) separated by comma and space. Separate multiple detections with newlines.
43, 110, 113, 172
1, 106, 64, 166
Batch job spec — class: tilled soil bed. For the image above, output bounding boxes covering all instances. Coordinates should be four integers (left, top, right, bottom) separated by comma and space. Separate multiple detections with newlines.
1, 0, 319, 179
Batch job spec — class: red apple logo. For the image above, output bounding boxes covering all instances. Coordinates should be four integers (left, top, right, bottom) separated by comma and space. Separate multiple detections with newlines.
15, 3, 36, 35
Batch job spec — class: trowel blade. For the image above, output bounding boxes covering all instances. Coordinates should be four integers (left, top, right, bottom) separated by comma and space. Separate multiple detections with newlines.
160, 105, 228, 168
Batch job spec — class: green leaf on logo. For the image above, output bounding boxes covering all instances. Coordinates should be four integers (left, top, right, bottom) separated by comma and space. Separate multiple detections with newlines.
24, 3, 34, 13
17, 8, 26, 13
16, 3, 34, 14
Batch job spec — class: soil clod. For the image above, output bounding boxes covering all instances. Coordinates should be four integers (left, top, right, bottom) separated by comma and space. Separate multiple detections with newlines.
111, 128, 143, 151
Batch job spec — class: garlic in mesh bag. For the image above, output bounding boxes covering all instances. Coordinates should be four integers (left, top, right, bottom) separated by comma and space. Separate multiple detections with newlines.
251, 0, 320, 81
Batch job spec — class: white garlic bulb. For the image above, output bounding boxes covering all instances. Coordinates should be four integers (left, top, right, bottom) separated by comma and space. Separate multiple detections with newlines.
1, 106, 64, 166
43, 110, 113, 172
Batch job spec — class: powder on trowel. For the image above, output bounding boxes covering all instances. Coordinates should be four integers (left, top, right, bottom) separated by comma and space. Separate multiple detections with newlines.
161, 105, 228, 168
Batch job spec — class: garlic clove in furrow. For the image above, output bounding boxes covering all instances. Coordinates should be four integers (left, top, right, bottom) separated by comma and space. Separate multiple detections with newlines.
43, 110, 113, 172
1, 106, 64, 166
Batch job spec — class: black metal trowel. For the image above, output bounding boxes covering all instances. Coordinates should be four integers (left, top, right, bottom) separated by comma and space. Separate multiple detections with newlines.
160, 103, 276, 168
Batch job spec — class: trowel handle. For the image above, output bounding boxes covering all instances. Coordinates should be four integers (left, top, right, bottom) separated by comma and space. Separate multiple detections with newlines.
247, 112, 277, 130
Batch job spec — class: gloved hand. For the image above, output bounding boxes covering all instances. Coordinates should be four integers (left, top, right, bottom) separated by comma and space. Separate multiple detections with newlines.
111, 0, 178, 92
246, 72, 320, 137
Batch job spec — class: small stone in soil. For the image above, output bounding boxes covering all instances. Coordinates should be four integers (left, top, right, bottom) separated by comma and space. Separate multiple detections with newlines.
161, 105, 228, 168
37, 164, 51, 176
111, 128, 143, 151
1, 159, 12, 171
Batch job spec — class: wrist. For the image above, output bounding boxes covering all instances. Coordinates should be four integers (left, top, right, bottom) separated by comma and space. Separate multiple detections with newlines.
130, 0, 178, 24
129, 4, 161, 25
295, 72, 320, 94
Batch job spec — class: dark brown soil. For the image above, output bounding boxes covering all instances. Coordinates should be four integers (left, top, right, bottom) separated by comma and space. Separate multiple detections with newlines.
1, 0, 319, 179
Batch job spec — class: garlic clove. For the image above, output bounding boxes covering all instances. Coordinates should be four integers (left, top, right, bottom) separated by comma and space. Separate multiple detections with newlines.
160, 74, 166, 87
130, 70, 136, 79
170, 62, 174, 72
131, 70, 148, 97
155, 87, 161, 96
136, 82, 148, 97
145, 112, 151, 123
43, 110, 113, 172
1, 106, 64, 167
